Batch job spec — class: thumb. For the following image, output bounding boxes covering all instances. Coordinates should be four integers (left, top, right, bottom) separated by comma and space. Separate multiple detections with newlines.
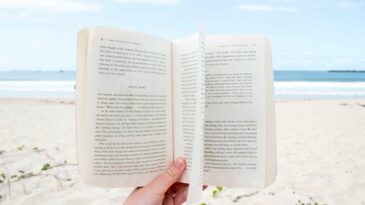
146, 158, 186, 195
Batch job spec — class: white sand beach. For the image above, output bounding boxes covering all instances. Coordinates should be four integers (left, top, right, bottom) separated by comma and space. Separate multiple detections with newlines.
0, 99, 365, 205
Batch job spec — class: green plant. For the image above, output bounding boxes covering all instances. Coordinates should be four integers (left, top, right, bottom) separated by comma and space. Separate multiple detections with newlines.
0, 173, 5, 184
211, 185, 223, 198
18, 172, 34, 179
41, 163, 51, 171
212, 189, 218, 198
16, 145, 25, 151
297, 199, 327, 205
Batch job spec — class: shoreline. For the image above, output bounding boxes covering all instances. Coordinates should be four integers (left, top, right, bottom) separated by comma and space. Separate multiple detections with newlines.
0, 97, 364, 104
0, 98, 75, 104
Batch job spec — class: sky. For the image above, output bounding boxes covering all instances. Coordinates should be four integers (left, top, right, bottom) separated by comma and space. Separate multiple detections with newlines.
0, 0, 364, 71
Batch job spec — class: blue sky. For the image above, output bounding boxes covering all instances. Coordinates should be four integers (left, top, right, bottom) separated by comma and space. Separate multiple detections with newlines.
0, 0, 364, 71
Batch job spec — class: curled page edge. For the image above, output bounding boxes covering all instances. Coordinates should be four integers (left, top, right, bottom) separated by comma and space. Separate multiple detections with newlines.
185, 26, 206, 204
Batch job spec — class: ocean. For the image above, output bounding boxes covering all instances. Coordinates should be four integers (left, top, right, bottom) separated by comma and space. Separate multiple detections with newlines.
1, 70, 365, 99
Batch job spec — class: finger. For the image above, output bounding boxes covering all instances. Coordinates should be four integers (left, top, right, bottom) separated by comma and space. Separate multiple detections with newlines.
173, 188, 188, 205
203, 185, 208, 190
146, 158, 186, 196
169, 182, 188, 193
162, 193, 174, 205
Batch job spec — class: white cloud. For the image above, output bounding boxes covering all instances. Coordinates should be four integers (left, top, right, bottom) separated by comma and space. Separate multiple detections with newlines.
236, 1, 365, 12
113, 0, 179, 5
0, 11, 30, 20
330, 57, 354, 66
236, 4, 298, 12
337, 0, 364, 9
0, 0, 102, 12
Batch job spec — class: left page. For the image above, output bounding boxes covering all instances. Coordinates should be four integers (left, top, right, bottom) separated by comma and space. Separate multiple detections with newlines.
76, 27, 173, 187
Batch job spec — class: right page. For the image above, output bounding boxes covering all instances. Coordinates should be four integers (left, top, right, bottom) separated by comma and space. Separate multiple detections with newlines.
203, 35, 276, 187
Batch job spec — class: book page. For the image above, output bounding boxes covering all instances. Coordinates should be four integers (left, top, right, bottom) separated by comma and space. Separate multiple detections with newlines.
76, 27, 173, 187
203, 35, 276, 187
172, 32, 205, 203
264, 38, 277, 186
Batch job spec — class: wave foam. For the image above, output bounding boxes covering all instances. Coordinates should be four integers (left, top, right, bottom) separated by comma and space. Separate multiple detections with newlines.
1, 81, 365, 99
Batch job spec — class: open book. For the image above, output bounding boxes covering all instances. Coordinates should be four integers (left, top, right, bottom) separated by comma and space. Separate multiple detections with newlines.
76, 26, 276, 203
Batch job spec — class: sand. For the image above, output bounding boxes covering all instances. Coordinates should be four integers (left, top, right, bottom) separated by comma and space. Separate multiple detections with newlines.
0, 99, 365, 205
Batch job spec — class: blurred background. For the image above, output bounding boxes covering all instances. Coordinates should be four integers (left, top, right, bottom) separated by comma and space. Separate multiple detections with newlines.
0, 0, 365, 99
0, 1, 365, 205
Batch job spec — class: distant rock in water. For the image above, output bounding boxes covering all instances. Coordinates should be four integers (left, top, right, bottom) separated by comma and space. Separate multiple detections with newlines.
328, 70, 365, 73
59, 70, 65, 73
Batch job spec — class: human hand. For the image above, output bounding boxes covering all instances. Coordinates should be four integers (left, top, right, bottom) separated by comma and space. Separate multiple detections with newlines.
123, 157, 188, 205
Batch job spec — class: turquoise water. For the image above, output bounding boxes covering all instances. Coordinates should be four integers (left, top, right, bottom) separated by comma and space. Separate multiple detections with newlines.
274, 71, 365, 82
0, 71, 76, 98
1, 70, 365, 99
0, 70, 75, 81
2, 70, 365, 82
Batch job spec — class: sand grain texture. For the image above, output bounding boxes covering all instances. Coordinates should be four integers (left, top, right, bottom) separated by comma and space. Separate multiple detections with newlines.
0, 99, 365, 205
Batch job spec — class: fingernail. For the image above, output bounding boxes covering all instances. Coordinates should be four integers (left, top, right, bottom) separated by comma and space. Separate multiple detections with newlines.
173, 158, 185, 170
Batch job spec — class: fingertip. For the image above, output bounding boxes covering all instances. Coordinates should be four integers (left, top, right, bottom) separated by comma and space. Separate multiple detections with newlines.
146, 158, 187, 195
173, 157, 186, 171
